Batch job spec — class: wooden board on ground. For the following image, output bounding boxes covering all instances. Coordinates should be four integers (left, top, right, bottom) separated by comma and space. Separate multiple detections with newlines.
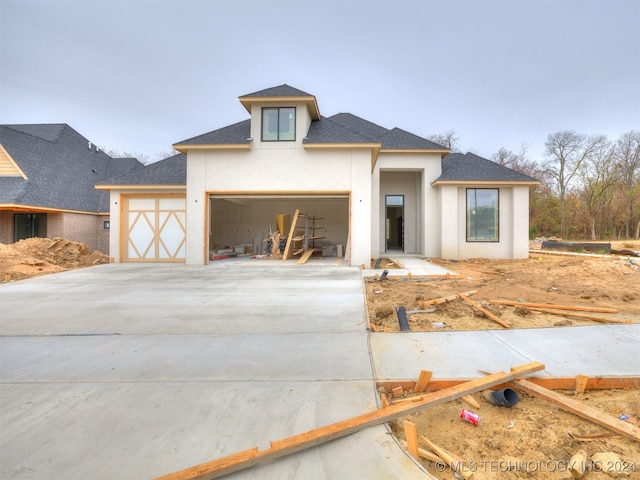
506, 377, 640, 442
296, 248, 317, 264
154, 361, 545, 480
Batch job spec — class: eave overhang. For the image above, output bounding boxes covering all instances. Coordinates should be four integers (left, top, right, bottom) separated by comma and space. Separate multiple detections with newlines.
172, 144, 250, 154
239, 95, 321, 120
94, 184, 187, 191
0, 204, 106, 215
381, 148, 450, 159
431, 179, 541, 187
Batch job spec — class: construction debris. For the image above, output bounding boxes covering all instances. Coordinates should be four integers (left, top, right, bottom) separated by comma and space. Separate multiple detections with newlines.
154, 362, 545, 480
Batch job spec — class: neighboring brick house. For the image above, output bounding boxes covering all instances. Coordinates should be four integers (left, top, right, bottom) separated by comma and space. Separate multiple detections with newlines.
0, 124, 143, 252
98, 84, 538, 266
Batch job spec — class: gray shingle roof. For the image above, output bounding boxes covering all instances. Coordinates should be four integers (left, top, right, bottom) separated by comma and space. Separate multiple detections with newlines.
97, 153, 186, 186
175, 120, 251, 145
305, 113, 447, 150
240, 84, 314, 98
326, 113, 389, 141
379, 128, 447, 150
304, 116, 378, 144
436, 152, 538, 183
0, 124, 144, 212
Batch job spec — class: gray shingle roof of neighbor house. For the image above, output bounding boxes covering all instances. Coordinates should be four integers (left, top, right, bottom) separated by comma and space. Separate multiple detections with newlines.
97, 153, 186, 186
0, 124, 144, 212
435, 152, 539, 183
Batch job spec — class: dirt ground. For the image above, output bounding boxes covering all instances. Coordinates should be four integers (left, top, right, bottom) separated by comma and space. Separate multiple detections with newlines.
0, 237, 110, 282
366, 242, 640, 332
368, 241, 640, 479
390, 388, 639, 479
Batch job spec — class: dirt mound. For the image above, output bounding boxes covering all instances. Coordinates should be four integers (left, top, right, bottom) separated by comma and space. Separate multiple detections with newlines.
0, 237, 109, 282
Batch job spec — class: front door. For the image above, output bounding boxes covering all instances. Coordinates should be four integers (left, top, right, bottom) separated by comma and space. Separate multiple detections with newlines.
385, 195, 404, 251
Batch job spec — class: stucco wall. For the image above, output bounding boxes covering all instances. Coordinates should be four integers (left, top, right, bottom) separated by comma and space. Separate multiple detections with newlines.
439, 185, 528, 259
186, 147, 372, 266
372, 153, 442, 258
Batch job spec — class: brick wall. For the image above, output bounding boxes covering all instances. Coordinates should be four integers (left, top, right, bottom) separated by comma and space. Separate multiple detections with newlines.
0, 211, 111, 254
0, 211, 13, 244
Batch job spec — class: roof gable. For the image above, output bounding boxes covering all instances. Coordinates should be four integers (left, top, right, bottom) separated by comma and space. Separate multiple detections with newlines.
240, 84, 314, 98
238, 84, 320, 120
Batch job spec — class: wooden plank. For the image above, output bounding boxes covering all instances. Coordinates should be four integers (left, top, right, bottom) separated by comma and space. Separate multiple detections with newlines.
508, 378, 640, 442
458, 293, 510, 328
575, 374, 589, 394
415, 370, 433, 393
490, 300, 618, 314
420, 289, 477, 307
282, 209, 300, 260
421, 436, 472, 479
461, 394, 481, 409
400, 440, 441, 463
376, 376, 640, 392
404, 420, 419, 460
155, 361, 545, 480
296, 248, 316, 264
528, 307, 632, 324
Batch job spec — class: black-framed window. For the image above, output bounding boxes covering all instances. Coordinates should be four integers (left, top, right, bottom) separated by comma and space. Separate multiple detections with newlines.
14, 213, 47, 242
262, 107, 295, 141
466, 188, 499, 242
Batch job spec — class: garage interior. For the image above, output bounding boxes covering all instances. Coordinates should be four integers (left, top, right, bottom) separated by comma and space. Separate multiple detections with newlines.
208, 196, 350, 261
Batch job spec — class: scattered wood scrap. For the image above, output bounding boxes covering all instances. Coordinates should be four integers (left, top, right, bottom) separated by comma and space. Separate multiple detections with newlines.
419, 289, 477, 308
458, 292, 510, 328
154, 362, 545, 480
528, 307, 632, 324
490, 300, 618, 314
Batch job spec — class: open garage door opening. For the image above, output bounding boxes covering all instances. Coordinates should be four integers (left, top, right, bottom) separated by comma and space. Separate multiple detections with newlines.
208, 195, 350, 262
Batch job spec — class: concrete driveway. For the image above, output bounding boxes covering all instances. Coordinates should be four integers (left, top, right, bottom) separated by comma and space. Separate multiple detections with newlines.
0, 262, 425, 479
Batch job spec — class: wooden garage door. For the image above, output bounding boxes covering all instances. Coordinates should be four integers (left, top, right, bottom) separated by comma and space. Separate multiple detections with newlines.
124, 196, 186, 261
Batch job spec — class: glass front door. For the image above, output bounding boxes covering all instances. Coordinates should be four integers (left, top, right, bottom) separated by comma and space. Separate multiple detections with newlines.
385, 195, 404, 251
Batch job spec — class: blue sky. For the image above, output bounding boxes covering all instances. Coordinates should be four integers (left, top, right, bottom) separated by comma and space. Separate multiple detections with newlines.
1, 0, 639, 162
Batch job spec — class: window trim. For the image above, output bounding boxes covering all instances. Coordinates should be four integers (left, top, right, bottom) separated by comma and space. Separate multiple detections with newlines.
261, 107, 296, 142
466, 188, 499, 242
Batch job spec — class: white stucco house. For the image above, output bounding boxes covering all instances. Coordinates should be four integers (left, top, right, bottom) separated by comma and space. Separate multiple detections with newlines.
97, 84, 538, 266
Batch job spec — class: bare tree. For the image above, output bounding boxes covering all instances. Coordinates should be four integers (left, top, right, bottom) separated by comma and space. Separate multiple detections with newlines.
427, 130, 461, 152
491, 144, 541, 178
577, 138, 618, 239
542, 131, 608, 239
614, 130, 640, 239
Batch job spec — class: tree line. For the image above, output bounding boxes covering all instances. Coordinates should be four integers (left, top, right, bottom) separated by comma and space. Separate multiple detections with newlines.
429, 130, 640, 241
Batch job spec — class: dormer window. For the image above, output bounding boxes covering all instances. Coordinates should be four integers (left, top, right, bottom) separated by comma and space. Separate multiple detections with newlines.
262, 107, 295, 141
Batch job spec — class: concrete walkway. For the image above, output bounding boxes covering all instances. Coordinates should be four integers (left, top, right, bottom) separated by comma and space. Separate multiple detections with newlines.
0, 262, 425, 480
